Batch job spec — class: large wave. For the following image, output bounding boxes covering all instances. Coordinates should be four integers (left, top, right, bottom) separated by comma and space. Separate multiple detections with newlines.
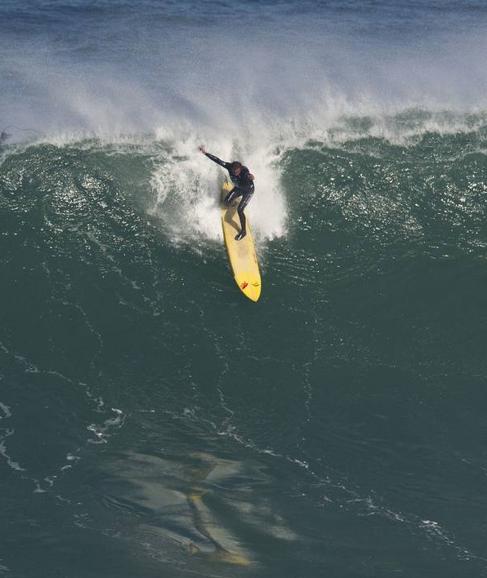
2, 1, 487, 250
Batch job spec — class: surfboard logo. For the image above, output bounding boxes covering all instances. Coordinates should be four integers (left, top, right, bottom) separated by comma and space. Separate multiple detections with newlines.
240, 282, 249, 289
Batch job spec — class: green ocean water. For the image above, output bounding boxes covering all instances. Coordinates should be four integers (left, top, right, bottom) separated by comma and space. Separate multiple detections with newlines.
1, 111, 487, 577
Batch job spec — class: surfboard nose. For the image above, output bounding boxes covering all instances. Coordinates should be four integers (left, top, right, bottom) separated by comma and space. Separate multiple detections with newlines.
239, 279, 261, 302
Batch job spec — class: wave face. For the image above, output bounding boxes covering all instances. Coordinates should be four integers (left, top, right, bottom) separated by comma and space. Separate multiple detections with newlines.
2, 2, 487, 578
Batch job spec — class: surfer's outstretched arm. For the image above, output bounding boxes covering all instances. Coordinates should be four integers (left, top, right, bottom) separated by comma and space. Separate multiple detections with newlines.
205, 152, 228, 167
199, 146, 230, 169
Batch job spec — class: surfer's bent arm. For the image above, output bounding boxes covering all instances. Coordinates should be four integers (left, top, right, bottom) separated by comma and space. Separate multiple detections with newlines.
203, 152, 230, 169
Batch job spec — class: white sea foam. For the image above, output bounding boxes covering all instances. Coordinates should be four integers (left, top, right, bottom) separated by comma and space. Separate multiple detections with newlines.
0, 402, 12, 420
3, 4, 487, 140
149, 132, 287, 244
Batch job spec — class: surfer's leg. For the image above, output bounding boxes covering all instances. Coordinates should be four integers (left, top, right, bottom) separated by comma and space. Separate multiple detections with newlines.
235, 192, 252, 240
236, 210, 246, 240
224, 187, 242, 206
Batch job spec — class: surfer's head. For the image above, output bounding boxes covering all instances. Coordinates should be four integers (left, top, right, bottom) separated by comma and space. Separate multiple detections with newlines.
230, 161, 242, 175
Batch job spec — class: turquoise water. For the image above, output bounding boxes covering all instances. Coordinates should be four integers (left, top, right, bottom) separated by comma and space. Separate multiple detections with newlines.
2, 2, 487, 577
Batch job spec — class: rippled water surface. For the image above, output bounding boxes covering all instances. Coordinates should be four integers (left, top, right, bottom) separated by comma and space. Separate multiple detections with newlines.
1, 2, 487, 577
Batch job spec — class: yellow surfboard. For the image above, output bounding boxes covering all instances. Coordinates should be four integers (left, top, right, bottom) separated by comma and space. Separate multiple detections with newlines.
221, 181, 261, 302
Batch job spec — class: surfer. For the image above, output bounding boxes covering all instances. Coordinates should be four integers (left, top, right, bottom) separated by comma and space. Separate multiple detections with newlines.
199, 146, 254, 240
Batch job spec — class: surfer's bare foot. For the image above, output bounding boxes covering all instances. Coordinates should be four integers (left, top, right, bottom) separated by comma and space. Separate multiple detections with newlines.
235, 230, 246, 241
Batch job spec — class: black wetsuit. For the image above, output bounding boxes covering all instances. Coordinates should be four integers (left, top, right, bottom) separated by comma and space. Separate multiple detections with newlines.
204, 152, 254, 238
